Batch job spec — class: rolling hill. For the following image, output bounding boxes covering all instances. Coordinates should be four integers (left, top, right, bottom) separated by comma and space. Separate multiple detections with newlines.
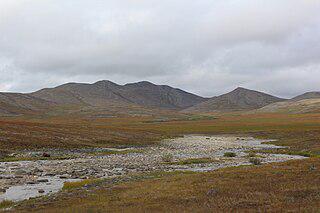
0, 80, 207, 116
291, 92, 320, 101
31, 80, 207, 110
0, 93, 55, 116
184, 87, 286, 113
256, 98, 320, 114
1, 81, 318, 116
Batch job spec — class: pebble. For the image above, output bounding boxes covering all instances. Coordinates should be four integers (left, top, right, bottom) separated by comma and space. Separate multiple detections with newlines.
37, 179, 49, 183
38, 189, 45, 193
42, 153, 51, 158
27, 181, 37, 185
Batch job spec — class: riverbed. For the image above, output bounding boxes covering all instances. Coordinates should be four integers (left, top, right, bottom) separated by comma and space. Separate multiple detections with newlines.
0, 135, 305, 202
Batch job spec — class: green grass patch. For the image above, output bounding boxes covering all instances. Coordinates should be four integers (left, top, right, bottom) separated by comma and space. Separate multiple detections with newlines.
0, 200, 14, 209
168, 158, 217, 165
63, 179, 104, 190
224, 152, 236, 157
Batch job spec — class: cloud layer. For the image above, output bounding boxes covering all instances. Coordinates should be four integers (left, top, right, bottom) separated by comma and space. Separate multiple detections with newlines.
1, 0, 320, 98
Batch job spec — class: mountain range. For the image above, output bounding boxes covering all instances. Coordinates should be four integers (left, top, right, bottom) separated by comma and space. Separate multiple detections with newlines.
31, 80, 206, 110
0, 80, 319, 116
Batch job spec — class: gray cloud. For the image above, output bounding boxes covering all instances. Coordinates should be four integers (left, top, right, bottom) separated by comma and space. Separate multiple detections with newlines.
1, 0, 320, 98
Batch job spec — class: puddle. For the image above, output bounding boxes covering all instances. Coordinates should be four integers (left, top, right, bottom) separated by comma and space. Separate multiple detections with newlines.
0, 177, 79, 202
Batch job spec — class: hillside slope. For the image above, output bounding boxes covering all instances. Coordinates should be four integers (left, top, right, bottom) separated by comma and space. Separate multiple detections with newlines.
291, 92, 320, 101
0, 93, 55, 116
257, 98, 320, 114
31, 80, 206, 110
184, 87, 286, 113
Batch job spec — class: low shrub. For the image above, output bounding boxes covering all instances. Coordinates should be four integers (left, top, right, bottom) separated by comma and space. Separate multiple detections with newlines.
63, 179, 102, 190
0, 200, 14, 209
249, 158, 262, 165
161, 153, 174, 163
247, 152, 256, 157
224, 152, 236, 157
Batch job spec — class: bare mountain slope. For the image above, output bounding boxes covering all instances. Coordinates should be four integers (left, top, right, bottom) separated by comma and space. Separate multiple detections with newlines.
121, 81, 207, 109
31, 80, 129, 107
184, 87, 286, 113
291, 92, 320, 101
31, 80, 206, 110
257, 98, 320, 114
0, 93, 55, 116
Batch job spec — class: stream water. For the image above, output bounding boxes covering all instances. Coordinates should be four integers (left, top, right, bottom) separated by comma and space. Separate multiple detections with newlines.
0, 177, 79, 202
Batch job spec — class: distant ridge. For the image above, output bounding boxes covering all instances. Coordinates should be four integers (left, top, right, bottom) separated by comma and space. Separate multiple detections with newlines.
31, 80, 207, 110
184, 87, 286, 113
0, 92, 55, 116
254, 91, 320, 114
291, 92, 320, 101
1, 81, 318, 116
257, 98, 320, 114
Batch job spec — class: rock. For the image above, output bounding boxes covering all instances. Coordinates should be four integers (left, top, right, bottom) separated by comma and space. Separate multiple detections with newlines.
38, 189, 45, 193
0, 188, 6, 193
37, 179, 49, 183
207, 189, 219, 196
309, 164, 316, 171
32, 168, 44, 173
27, 181, 37, 185
15, 169, 28, 175
1, 175, 15, 179
80, 176, 89, 179
42, 153, 51, 158
8, 153, 17, 157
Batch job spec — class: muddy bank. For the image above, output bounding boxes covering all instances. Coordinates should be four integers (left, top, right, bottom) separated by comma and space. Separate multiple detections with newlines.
0, 135, 305, 202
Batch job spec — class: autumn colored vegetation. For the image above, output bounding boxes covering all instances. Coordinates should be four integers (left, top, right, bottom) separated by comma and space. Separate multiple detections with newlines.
1, 112, 320, 212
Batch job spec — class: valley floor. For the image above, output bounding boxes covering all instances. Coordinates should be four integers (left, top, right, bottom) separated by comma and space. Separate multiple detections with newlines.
14, 158, 320, 212
0, 135, 304, 203
0, 112, 319, 212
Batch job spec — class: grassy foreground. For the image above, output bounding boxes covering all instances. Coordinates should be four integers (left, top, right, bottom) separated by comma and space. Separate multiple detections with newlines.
15, 158, 320, 212
1, 112, 320, 212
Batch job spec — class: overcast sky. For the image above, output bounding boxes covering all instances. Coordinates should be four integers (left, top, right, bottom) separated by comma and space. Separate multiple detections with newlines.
1, 0, 320, 98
